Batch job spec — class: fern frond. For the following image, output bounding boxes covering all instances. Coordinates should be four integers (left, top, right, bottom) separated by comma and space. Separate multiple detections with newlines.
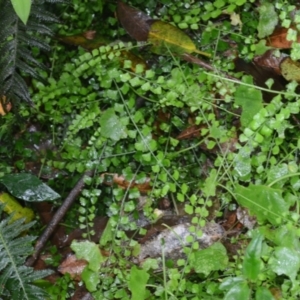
0, 0, 58, 106
0, 206, 53, 300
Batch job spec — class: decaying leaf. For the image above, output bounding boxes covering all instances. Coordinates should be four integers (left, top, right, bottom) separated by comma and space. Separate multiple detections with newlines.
57, 31, 108, 50
117, 1, 210, 57
117, 0, 152, 41
58, 254, 87, 281
280, 57, 300, 82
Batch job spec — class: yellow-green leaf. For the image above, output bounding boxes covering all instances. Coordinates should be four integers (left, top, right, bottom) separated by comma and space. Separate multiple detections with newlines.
280, 57, 300, 82
148, 20, 210, 57
0, 192, 34, 223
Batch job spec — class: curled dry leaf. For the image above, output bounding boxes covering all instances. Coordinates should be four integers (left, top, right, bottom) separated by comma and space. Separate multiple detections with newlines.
0, 96, 12, 116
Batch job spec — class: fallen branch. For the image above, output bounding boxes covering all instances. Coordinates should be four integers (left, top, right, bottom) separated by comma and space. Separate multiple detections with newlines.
26, 171, 93, 267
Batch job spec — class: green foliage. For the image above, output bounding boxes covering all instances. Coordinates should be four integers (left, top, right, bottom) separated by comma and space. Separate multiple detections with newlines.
10, 0, 32, 24
0, 205, 52, 299
3, 0, 300, 298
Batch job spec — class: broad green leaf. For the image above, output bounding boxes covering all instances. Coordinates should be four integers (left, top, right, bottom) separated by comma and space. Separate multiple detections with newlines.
255, 287, 276, 300
128, 266, 149, 300
0, 173, 60, 202
242, 233, 263, 280
234, 76, 263, 127
257, 2, 278, 39
235, 184, 289, 225
10, 0, 31, 24
224, 282, 250, 300
269, 246, 300, 282
148, 21, 210, 57
71, 240, 105, 272
100, 108, 127, 141
0, 192, 34, 223
191, 242, 228, 276
81, 267, 100, 292
202, 169, 217, 197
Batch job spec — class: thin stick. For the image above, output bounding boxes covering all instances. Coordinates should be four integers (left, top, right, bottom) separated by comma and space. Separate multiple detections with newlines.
26, 171, 93, 267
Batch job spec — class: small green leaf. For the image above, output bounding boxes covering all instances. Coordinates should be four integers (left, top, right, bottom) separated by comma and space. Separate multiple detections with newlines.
235, 184, 289, 225
243, 233, 263, 280
0, 173, 60, 202
191, 242, 228, 276
100, 108, 127, 141
11, 0, 31, 24
128, 266, 149, 300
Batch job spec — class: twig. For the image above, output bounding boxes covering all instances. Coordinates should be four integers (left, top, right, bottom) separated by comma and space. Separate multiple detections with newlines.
26, 171, 93, 267
181, 53, 241, 82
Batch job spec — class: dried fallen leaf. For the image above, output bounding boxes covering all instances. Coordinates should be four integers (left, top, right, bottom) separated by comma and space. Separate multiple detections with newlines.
0, 95, 12, 116
266, 27, 300, 49
58, 254, 87, 281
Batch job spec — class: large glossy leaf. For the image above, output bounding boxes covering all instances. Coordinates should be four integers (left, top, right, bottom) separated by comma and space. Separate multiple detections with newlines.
235, 184, 289, 225
0, 173, 60, 202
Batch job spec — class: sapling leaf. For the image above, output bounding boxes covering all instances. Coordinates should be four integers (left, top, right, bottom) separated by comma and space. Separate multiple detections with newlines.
235, 184, 289, 225
242, 232, 263, 280
128, 266, 149, 300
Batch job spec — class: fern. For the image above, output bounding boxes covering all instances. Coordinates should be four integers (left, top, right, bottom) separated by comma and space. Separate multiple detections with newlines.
0, 0, 59, 106
0, 206, 52, 300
